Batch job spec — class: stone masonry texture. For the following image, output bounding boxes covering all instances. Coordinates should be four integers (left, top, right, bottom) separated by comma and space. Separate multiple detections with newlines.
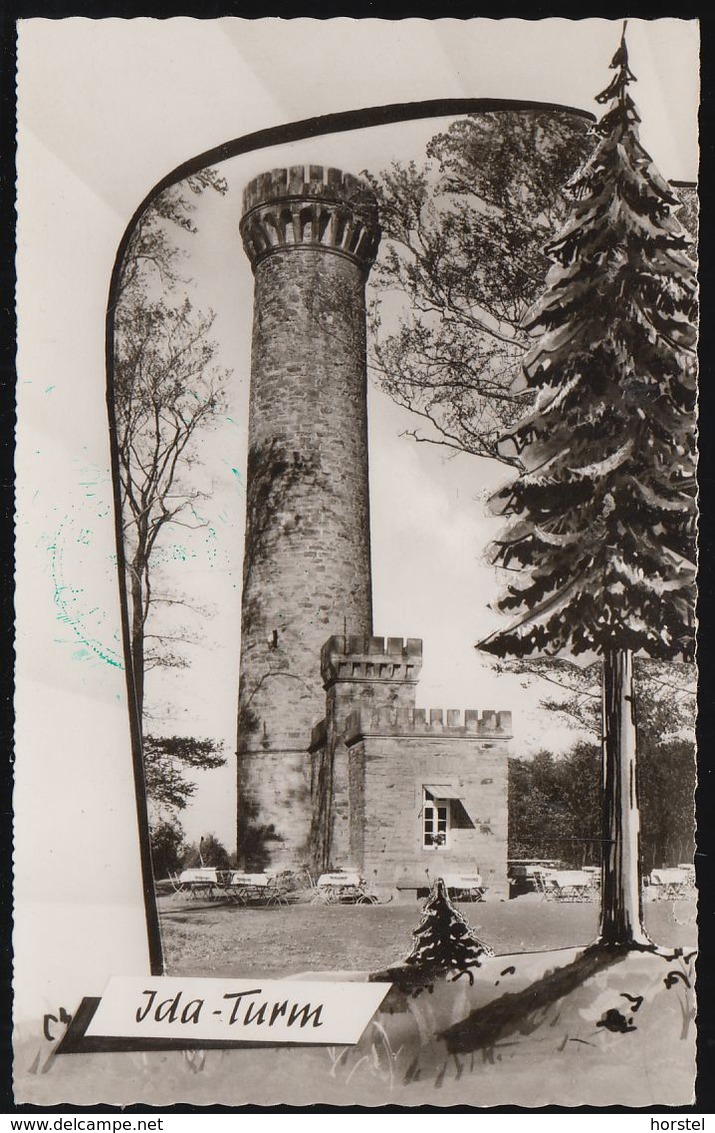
347, 733, 509, 900
310, 634, 510, 896
237, 167, 380, 868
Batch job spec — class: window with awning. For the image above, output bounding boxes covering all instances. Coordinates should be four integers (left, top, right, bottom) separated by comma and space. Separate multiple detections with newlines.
422, 786, 476, 844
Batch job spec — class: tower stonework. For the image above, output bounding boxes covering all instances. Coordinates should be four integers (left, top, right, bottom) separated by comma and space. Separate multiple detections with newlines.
310, 635, 510, 898
237, 166, 381, 868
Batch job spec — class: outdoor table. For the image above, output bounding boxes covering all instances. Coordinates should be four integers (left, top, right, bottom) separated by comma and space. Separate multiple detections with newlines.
649, 868, 690, 900
223, 871, 275, 905
547, 870, 594, 902
677, 864, 696, 892
441, 873, 487, 902
178, 868, 221, 900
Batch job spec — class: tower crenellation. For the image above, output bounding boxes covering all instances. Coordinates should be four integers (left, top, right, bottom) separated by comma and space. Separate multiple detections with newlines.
343, 707, 513, 743
240, 165, 380, 273
320, 634, 423, 689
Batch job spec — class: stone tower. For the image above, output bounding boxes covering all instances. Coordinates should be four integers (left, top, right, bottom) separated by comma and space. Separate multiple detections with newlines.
237, 165, 381, 868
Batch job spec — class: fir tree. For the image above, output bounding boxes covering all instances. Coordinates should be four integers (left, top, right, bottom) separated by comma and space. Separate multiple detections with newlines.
480, 27, 697, 948
404, 878, 494, 985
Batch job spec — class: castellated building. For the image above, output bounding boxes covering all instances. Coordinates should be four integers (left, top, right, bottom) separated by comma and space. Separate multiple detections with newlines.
237, 164, 510, 900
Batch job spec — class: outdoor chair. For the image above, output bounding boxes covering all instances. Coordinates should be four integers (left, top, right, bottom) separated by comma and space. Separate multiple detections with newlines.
312, 870, 379, 905
533, 869, 559, 901
649, 868, 690, 900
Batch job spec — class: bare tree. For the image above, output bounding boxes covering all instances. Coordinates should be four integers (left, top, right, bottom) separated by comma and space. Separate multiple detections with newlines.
493, 656, 695, 739
112, 171, 230, 726
367, 112, 594, 464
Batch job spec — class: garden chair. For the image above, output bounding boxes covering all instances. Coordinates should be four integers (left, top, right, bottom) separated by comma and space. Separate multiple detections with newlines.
533, 869, 559, 901
649, 868, 690, 900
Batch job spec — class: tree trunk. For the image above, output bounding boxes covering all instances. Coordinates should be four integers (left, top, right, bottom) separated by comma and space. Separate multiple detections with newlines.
598, 648, 650, 947
129, 565, 145, 731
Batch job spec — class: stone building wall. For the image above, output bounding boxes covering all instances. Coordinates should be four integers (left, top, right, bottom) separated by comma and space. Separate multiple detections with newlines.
237, 168, 380, 868
309, 632, 510, 896
309, 635, 423, 873
344, 709, 510, 899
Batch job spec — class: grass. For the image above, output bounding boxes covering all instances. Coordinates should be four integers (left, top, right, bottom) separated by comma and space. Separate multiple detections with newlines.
16, 895, 696, 1106
17, 927, 697, 1107
158, 892, 696, 978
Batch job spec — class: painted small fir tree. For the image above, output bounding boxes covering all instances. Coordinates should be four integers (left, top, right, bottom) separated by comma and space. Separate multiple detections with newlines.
404, 878, 494, 985
480, 26, 697, 949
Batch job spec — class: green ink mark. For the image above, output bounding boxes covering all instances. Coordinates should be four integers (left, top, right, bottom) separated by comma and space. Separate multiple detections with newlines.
49, 525, 124, 670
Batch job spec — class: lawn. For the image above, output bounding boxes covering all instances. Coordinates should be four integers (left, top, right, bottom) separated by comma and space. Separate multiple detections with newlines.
18, 906, 696, 1107
16, 895, 696, 1107
158, 892, 696, 978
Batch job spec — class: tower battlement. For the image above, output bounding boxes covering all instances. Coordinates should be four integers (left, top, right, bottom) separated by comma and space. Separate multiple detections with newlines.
321, 634, 423, 688
242, 165, 375, 212
240, 164, 380, 271
343, 706, 513, 744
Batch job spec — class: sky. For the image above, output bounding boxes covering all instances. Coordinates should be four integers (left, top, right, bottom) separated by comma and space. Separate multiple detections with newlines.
128, 25, 700, 848
14, 18, 700, 1021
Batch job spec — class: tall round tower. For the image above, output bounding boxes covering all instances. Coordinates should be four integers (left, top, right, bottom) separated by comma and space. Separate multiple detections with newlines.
237, 165, 381, 868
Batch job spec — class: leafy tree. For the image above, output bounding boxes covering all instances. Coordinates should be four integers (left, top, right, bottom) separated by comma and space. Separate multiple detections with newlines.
480, 31, 697, 948
113, 170, 230, 726
500, 655, 695, 871
492, 655, 695, 739
369, 119, 695, 468
143, 734, 226, 883
184, 833, 231, 872
149, 817, 187, 879
143, 734, 226, 821
405, 878, 494, 985
368, 112, 594, 463
509, 738, 694, 872
508, 747, 600, 865
117, 169, 228, 298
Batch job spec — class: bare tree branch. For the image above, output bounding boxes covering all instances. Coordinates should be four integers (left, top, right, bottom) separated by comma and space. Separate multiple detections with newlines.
113, 174, 230, 727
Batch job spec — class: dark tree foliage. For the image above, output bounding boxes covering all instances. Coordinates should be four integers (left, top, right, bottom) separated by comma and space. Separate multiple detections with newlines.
480, 31, 696, 948
184, 833, 232, 872
143, 735, 226, 815
509, 738, 695, 872
499, 654, 695, 873
481, 42, 696, 659
368, 112, 594, 463
508, 746, 600, 865
405, 878, 494, 985
149, 817, 186, 880
144, 735, 226, 879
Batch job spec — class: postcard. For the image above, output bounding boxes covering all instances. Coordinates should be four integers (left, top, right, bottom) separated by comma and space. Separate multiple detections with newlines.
14, 17, 699, 1107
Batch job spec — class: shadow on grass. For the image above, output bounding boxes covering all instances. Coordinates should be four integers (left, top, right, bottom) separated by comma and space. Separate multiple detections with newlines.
439, 944, 643, 1054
